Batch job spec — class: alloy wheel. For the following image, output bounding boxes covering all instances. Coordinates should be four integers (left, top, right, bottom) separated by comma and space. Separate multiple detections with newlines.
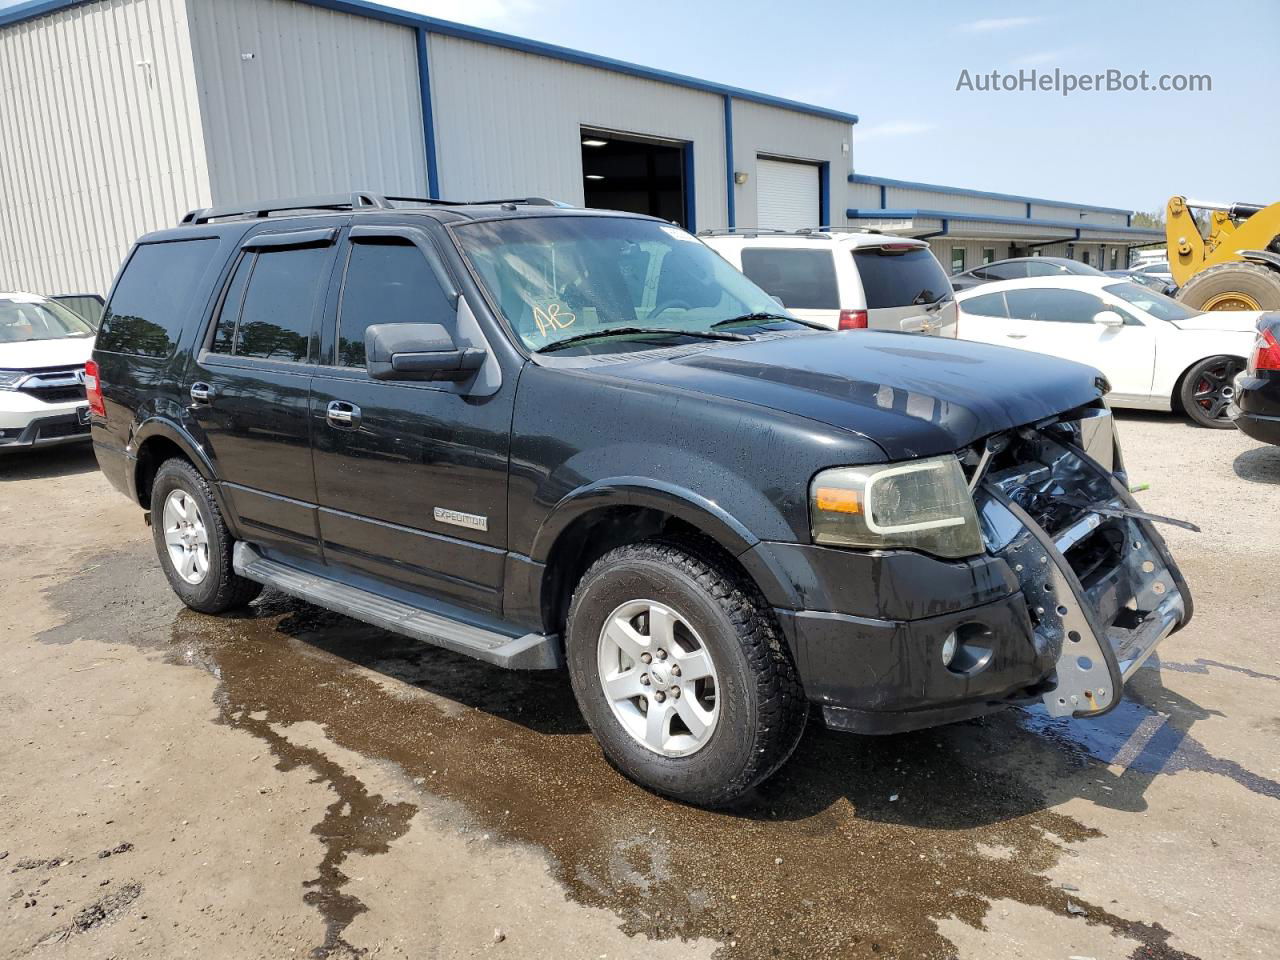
162, 489, 210, 584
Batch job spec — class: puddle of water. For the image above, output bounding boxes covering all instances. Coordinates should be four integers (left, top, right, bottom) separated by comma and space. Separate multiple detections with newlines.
39, 544, 1214, 960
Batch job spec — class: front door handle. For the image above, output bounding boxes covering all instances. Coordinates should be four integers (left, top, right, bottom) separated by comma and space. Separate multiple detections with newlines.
1005, 333, 1028, 339
190, 382, 214, 403
326, 400, 361, 428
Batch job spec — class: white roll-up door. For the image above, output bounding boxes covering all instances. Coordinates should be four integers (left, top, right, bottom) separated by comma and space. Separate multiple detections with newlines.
755, 158, 820, 230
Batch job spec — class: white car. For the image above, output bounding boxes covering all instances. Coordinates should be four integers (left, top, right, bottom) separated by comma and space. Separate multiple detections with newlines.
702, 230, 957, 337
955, 276, 1257, 427
0, 292, 95, 451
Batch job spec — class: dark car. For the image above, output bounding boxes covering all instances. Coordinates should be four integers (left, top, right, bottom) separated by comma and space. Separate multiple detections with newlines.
87, 193, 1192, 806
951, 256, 1104, 291
1233, 313, 1280, 445
1104, 270, 1178, 297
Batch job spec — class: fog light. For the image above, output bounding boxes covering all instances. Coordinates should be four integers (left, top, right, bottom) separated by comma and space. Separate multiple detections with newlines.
941, 632, 958, 667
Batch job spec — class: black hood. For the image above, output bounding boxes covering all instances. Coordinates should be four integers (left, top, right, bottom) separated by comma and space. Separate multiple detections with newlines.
598, 332, 1106, 459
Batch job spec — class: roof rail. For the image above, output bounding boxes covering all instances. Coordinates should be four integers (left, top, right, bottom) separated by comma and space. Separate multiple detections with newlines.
179, 192, 570, 225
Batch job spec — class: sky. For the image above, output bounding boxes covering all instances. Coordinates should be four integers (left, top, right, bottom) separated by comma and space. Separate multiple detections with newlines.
4, 0, 1276, 213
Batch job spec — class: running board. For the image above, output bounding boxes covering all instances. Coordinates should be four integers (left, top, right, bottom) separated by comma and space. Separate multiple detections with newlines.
232, 543, 561, 670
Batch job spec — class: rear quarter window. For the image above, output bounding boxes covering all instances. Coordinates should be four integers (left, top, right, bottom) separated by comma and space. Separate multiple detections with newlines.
852, 247, 952, 309
961, 292, 1008, 318
738, 248, 839, 309
96, 239, 222, 357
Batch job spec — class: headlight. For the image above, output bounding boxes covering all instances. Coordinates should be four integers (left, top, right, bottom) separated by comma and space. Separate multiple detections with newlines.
0, 369, 27, 390
810, 455, 984, 559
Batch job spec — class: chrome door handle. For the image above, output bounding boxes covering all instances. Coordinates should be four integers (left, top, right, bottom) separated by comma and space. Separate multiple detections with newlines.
189, 382, 214, 403
1006, 333, 1028, 339
326, 400, 361, 428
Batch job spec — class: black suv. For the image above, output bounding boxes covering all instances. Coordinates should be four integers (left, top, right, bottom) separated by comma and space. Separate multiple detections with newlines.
89, 193, 1192, 806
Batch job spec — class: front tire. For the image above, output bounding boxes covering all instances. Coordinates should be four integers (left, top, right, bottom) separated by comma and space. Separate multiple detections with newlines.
1177, 261, 1280, 312
565, 540, 807, 807
150, 458, 262, 613
1177, 355, 1245, 429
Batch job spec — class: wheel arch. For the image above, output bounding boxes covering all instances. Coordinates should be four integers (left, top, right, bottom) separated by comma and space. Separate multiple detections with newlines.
532, 479, 766, 638
130, 419, 236, 532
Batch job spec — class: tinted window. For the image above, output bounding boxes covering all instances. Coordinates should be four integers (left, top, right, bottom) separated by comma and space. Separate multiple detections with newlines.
337, 241, 455, 367
852, 247, 951, 308
97, 239, 221, 357
209, 253, 254, 355
1004, 288, 1106, 323
961, 292, 1008, 318
738, 248, 838, 309
1025, 260, 1067, 277
224, 246, 329, 362
983, 262, 1027, 280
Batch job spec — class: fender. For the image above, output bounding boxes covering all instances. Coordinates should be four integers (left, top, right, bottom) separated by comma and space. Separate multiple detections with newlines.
1241, 249, 1280, 272
127, 417, 239, 536
530, 476, 760, 565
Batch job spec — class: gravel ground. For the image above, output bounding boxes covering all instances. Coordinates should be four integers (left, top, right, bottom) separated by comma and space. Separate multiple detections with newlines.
1, 411, 1277, 960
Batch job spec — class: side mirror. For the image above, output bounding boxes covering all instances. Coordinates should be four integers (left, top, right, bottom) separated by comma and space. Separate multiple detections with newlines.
365, 323, 486, 382
1093, 310, 1124, 328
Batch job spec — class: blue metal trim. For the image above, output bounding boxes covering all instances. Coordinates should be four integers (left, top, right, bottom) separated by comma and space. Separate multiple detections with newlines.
818, 161, 830, 228
1127, 213, 1132, 227
682, 142, 696, 233
415, 28, 440, 199
844, 208, 1164, 238
0, 0, 93, 27
1025, 201, 1032, 219
918, 218, 949, 240
879, 184, 887, 209
848, 173, 1133, 216
723, 96, 735, 229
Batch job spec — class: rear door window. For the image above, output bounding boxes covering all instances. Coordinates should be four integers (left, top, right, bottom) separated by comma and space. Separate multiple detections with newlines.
852, 247, 951, 308
208, 245, 330, 362
738, 248, 838, 309
97, 239, 221, 357
1004, 288, 1106, 323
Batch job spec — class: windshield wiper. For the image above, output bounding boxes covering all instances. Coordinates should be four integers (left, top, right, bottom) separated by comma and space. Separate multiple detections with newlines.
535, 326, 749, 353
711, 312, 825, 331
911, 290, 940, 306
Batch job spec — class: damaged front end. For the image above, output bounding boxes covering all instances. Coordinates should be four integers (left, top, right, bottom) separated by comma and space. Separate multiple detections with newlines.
969, 405, 1193, 719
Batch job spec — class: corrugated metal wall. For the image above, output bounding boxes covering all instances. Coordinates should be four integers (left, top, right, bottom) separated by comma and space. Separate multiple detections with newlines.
427, 34, 728, 227
0, 0, 209, 295
186, 0, 427, 206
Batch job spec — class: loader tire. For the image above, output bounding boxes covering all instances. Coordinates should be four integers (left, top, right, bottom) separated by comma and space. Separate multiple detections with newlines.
1177, 261, 1280, 312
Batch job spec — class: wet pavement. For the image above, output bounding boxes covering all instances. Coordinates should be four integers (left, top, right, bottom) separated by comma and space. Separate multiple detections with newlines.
3, 418, 1280, 959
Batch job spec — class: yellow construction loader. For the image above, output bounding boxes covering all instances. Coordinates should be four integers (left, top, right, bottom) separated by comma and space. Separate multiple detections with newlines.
1166, 196, 1280, 311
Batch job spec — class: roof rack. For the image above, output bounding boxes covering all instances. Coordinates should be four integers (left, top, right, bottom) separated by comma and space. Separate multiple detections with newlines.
180, 192, 566, 225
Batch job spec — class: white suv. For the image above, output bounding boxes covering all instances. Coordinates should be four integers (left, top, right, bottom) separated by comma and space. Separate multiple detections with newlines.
702, 230, 957, 337
0, 292, 94, 452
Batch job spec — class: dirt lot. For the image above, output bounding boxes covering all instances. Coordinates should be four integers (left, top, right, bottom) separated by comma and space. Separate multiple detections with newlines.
2, 412, 1278, 960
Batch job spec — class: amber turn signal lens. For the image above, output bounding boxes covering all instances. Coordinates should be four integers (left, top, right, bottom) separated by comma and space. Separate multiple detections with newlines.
814, 487, 862, 514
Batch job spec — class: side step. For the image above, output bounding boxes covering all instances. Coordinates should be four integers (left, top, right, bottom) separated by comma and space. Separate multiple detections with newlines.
232, 543, 561, 670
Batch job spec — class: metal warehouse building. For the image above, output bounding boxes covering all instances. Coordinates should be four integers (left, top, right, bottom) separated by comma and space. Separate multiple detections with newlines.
0, 0, 1162, 297
0, 0, 856, 294
847, 174, 1164, 275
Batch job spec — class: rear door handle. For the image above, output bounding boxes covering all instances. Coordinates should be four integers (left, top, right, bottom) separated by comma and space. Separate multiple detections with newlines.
189, 382, 214, 403
326, 400, 361, 428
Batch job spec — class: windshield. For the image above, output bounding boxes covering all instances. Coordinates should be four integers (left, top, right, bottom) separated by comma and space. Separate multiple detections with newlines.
851, 247, 952, 308
1103, 282, 1200, 322
0, 297, 94, 344
453, 216, 798, 352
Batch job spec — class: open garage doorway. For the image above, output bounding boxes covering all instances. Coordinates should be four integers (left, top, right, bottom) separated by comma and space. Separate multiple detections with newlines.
581, 128, 693, 229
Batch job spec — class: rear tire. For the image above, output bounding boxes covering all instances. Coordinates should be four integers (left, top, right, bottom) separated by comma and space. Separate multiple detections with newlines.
1177, 355, 1246, 429
150, 458, 262, 613
565, 540, 807, 807
1177, 261, 1280, 312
